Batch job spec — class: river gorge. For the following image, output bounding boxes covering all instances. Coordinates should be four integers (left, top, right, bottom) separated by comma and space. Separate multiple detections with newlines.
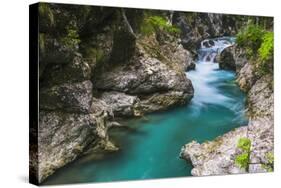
43, 38, 248, 185
32, 4, 274, 185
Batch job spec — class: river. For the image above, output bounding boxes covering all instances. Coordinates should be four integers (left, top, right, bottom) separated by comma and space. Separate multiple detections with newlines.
44, 37, 248, 185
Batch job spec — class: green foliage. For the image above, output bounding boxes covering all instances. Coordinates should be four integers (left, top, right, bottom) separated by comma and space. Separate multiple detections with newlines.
258, 32, 274, 62
60, 25, 81, 49
235, 138, 251, 171
236, 24, 265, 58
141, 16, 180, 36
237, 138, 251, 152
236, 24, 274, 76
262, 152, 274, 172
235, 153, 250, 170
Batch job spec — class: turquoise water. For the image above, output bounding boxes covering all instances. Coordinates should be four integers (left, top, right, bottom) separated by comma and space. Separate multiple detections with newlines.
43, 39, 248, 185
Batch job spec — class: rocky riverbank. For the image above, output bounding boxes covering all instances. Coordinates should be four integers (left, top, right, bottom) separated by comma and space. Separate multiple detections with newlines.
180, 45, 274, 176
32, 3, 273, 183
33, 5, 198, 183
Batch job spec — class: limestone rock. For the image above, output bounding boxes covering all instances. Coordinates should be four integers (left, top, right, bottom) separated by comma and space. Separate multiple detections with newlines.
38, 111, 97, 183
100, 91, 141, 117
42, 55, 91, 86
180, 73, 274, 176
94, 57, 192, 95
218, 46, 236, 71
40, 80, 93, 113
237, 63, 257, 92
140, 91, 193, 113
180, 127, 248, 176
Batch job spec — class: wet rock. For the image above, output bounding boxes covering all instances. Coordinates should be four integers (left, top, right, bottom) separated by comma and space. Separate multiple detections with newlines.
218, 46, 236, 71
40, 80, 93, 113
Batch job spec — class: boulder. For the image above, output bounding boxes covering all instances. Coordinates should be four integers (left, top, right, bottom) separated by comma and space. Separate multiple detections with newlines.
218, 46, 236, 71
100, 91, 142, 117
139, 91, 193, 113
180, 127, 248, 176
40, 80, 93, 113
94, 57, 192, 95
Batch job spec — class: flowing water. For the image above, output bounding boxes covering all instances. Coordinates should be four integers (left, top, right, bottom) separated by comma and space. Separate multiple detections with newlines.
44, 37, 248, 185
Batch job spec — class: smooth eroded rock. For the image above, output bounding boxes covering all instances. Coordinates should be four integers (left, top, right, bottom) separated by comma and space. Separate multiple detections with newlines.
38, 111, 97, 183
100, 91, 141, 117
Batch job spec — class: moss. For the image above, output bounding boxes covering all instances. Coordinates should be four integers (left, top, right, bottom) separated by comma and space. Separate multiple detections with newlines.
60, 25, 81, 49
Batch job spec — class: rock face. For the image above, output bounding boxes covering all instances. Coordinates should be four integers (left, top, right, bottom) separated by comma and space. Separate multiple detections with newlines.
40, 80, 93, 113
34, 6, 195, 184
38, 111, 97, 182
180, 51, 274, 176
93, 33, 194, 116
172, 13, 239, 55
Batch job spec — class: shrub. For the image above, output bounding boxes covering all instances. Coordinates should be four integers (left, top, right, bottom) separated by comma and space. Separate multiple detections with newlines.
141, 16, 180, 36
237, 137, 251, 152
236, 24, 265, 58
236, 24, 273, 76
258, 32, 274, 62
235, 153, 250, 170
235, 138, 251, 171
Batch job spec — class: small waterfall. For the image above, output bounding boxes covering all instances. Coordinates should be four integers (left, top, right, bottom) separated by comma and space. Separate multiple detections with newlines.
186, 37, 237, 109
